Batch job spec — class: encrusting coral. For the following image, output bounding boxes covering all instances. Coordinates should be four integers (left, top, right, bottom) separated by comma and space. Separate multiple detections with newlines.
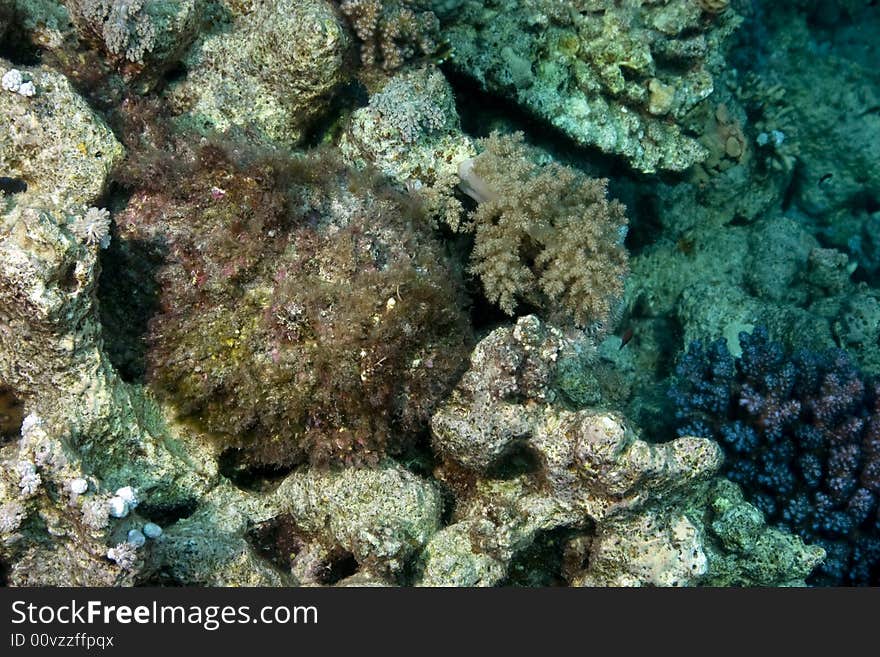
456, 131, 628, 329
164, 0, 349, 147
62, 0, 199, 63
340, 65, 475, 228
59, 0, 205, 90
0, 76, 214, 585
0, 58, 124, 215
438, 0, 742, 172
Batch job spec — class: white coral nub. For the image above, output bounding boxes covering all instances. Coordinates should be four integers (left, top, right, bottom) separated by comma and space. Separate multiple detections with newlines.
16, 461, 41, 497
20, 412, 42, 436
107, 496, 129, 518
69, 478, 89, 495
108, 485, 138, 518
115, 485, 138, 508
2, 69, 36, 97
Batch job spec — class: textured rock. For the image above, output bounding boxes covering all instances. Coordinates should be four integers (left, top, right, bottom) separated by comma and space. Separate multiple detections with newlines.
168, 0, 349, 146
420, 316, 824, 586
276, 462, 443, 578
439, 0, 741, 172
145, 483, 293, 586
0, 58, 124, 214
0, 69, 215, 584
340, 65, 475, 226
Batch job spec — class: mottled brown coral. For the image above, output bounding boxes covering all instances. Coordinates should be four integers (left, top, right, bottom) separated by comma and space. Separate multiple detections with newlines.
697, 0, 730, 14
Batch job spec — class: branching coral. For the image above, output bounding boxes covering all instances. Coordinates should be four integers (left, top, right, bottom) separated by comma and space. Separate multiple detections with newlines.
62, 0, 203, 72
670, 327, 880, 585
73, 0, 158, 63
338, 0, 440, 70
456, 132, 628, 329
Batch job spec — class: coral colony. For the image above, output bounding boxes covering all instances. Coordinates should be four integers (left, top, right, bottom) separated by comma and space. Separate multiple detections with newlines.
670, 328, 880, 585
1, 1, 878, 586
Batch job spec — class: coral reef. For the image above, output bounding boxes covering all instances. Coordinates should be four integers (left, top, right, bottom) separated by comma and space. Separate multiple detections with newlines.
2, 0, 878, 590
670, 327, 880, 584
0, 85, 213, 584
340, 65, 474, 227
274, 462, 442, 581
149, 459, 443, 585
167, 0, 349, 146
421, 316, 822, 586
0, 58, 124, 214
62, 0, 204, 69
142, 481, 294, 586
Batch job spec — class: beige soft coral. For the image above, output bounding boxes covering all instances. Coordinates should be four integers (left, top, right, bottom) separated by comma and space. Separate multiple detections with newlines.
457, 132, 629, 329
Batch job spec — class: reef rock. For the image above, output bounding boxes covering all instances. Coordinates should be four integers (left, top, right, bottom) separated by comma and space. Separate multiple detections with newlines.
420, 316, 824, 586
438, 0, 741, 172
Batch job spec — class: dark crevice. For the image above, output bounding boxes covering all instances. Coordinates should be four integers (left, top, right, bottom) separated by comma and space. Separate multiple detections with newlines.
782, 162, 802, 213
246, 514, 307, 572
395, 430, 438, 480
58, 263, 79, 292
0, 177, 27, 195
302, 80, 369, 148
442, 64, 637, 182
97, 230, 165, 382
624, 193, 665, 254
163, 61, 188, 85
0, 6, 41, 65
0, 384, 25, 443
136, 497, 199, 528
486, 440, 542, 480
315, 552, 359, 585
501, 527, 589, 586
135, 573, 185, 586
245, 515, 359, 584
850, 191, 880, 215
218, 448, 297, 493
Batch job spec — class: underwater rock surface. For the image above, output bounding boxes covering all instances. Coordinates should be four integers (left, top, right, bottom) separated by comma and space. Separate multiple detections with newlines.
439, 0, 741, 172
